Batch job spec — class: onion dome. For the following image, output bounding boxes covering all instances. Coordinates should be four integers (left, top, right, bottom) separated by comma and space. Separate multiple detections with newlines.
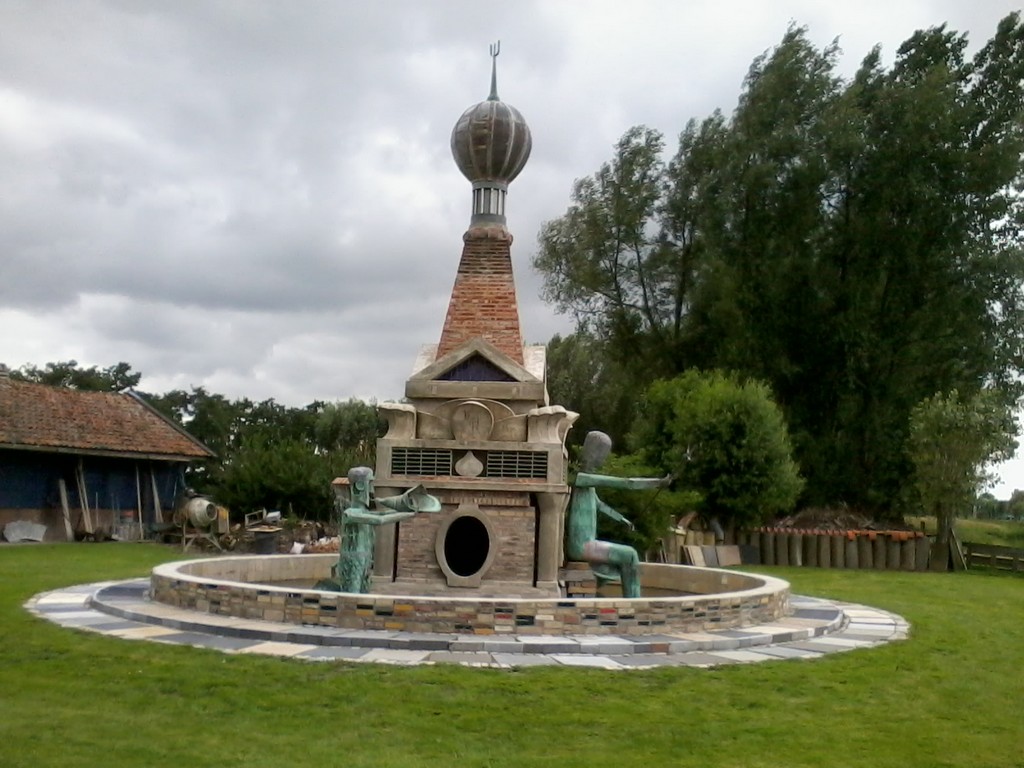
450, 42, 532, 227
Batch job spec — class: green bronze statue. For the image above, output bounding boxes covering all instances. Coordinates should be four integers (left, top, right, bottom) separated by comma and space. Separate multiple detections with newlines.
566, 431, 671, 598
327, 466, 440, 593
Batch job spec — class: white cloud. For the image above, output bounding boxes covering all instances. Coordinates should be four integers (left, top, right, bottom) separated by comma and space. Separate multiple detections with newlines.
2, 0, 1023, 492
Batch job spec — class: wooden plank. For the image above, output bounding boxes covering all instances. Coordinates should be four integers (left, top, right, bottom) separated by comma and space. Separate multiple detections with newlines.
135, 463, 145, 538
149, 467, 163, 524
57, 479, 74, 541
684, 545, 705, 566
950, 529, 968, 571
75, 458, 94, 534
702, 545, 719, 567
716, 545, 742, 567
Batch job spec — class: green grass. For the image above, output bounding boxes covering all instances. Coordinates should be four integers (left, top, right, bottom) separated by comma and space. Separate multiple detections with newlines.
907, 515, 1024, 548
2, 544, 1023, 767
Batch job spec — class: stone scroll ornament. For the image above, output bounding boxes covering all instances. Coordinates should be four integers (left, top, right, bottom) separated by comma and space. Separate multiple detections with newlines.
329, 467, 441, 593
566, 432, 671, 598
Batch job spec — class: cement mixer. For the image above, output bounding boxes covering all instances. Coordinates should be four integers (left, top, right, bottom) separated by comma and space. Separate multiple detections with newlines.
181, 497, 218, 528
175, 494, 223, 552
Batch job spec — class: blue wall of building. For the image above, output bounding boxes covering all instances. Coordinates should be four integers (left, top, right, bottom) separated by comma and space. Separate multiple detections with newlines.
0, 449, 185, 524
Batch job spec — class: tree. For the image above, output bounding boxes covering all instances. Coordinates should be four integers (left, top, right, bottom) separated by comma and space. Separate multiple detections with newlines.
544, 331, 640, 449
908, 389, 1017, 554
537, 15, 1024, 516
535, 126, 691, 379
11, 360, 141, 391
314, 399, 382, 464
632, 370, 804, 530
215, 434, 340, 520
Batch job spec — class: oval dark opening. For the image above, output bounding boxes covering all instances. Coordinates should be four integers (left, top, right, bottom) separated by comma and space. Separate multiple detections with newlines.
444, 516, 490, 577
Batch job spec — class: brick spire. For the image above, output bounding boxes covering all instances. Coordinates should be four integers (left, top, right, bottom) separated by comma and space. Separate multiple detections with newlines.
436, 225, 524, 365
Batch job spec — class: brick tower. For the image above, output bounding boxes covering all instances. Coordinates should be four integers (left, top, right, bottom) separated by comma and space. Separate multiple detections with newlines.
371, 45, 577, 596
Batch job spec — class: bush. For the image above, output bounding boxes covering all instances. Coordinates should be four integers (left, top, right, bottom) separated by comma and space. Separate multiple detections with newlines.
632, 370, 803, 529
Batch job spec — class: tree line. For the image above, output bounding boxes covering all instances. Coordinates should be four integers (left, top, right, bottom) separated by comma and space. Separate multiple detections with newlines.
536, 15, 1024, 522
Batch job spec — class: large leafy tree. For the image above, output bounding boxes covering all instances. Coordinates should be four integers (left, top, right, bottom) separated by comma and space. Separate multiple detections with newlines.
536, 15, 1024, 516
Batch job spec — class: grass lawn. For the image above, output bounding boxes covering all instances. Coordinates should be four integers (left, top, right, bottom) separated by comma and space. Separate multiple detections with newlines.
1, 544, 1022, 768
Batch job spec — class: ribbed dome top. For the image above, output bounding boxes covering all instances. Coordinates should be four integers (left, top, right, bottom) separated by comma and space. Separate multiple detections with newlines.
451, 100, 532, 184
450, 44, 531, 185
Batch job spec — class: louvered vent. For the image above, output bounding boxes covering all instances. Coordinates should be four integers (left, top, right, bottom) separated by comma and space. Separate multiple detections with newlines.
484, 451, 548, 479
391, 448, 453, 476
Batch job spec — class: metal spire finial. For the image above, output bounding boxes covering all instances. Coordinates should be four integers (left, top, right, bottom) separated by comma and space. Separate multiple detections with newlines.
488, 41, 500, 101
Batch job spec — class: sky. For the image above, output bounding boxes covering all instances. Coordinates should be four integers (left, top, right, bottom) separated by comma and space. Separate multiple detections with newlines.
3, 0, 1023, 495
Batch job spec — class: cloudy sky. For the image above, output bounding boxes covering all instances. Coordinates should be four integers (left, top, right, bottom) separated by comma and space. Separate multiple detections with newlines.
3, 1, 1023, 494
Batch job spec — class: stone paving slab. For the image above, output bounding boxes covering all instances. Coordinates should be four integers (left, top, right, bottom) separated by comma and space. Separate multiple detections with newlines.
25, 581, 909, 670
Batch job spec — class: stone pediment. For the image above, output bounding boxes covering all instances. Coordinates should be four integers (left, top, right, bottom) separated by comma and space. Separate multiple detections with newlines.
407, 338, 545, 402
412, 338, 538, 384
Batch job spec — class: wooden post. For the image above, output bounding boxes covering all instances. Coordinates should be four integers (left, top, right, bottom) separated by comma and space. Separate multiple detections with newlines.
916, 536, 932, 571
858, 535, 873, 569
761, 529, 775, 566
57, 479, 74, 541
816, 533, 830, 568
830, 533, 846, 568
901, 539, 916, 571
776, 532, 790, 566
788, 532, 803, 567
887, 536, 902, 570
803, 532, 819, 568
845, 535, 859, 569
873, 535, 887, 570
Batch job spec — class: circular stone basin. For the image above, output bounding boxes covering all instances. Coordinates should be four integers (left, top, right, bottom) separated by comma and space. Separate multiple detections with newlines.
151, 555, 791, 636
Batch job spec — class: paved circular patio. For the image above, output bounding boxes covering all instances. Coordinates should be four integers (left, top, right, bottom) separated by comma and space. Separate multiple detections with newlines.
26, 579, 909, 670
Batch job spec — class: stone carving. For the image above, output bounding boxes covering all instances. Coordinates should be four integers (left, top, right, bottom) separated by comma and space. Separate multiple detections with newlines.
566, 431, 671, 598
455, 451, 484, 477
526, 405, 578, 445
379, 402, 416, 440
450, 401, 494, 441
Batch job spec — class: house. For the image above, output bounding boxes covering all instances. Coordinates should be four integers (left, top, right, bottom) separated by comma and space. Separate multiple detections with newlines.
0, 373, 213, 541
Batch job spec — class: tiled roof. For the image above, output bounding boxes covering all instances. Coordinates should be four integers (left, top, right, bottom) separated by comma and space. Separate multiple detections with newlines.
0, 376, 212, 460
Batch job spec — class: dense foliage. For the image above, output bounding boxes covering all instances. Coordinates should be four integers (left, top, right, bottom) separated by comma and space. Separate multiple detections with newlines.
632, 371, 804, 529
10, 360, 141, 392
535, 15, 1024, 516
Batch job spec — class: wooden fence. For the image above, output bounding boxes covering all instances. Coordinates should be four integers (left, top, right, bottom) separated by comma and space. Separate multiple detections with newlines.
962, 542, 1024, 572
667, 527, 935, 571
